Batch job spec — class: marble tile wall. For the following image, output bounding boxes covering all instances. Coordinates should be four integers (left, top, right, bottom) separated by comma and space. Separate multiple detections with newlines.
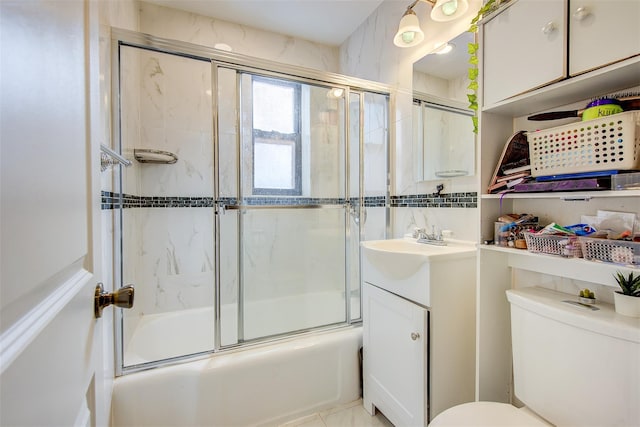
99, 0, 485, 343
115, 7, 367, 327
119, 45, 215, 321
339, 0, 482, 241
139, 2, 339, 73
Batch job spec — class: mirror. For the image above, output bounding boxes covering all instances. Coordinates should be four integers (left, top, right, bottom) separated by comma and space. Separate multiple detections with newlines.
412, 32, 475, 181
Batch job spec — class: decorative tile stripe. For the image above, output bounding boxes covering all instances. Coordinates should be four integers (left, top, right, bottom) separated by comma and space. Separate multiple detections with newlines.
391, 192, 477, 208
101, 192, 214, 209
101, 191, 477, 210
363, 196, 387, 207
102, 192, 349, 210
242, 197, 347, 206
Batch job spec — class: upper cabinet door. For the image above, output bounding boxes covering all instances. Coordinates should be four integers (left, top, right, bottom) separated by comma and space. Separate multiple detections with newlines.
569, 0, 640, 76
483, 0, 567, 106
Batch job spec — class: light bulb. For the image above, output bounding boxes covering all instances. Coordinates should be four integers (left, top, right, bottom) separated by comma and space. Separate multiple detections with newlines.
441, 0, 458, 16
402, 31, 416, 44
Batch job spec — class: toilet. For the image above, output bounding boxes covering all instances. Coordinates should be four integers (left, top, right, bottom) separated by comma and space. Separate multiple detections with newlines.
430, 286, 640, 426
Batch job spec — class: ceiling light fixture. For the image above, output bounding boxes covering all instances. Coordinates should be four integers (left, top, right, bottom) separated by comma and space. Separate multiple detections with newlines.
393, 0, 469, 48
326, 88, 345, 99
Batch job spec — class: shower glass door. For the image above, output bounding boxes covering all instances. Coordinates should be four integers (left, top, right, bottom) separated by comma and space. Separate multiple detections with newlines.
217, 71, 350, 344
118, 44, 216, 367
114, 31, 389, 371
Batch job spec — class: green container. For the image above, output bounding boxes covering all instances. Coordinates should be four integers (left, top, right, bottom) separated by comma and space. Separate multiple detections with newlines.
582, 98, 623, 121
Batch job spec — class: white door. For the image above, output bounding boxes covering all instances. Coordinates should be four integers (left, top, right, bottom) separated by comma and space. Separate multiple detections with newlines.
482, 0, 567, 106
363, 283, 427, 427
0, 1, 111, 425
569, 0, 640, 76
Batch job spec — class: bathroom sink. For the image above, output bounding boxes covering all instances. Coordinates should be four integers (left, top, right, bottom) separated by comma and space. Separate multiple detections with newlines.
361, 238, 476, 306
362, 238, 476, 275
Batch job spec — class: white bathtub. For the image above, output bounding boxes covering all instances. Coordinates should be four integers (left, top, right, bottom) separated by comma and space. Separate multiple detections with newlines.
112, 326, 363, 426
123, 292, 360, 366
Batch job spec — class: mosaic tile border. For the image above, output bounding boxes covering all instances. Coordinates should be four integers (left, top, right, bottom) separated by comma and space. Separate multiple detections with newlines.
391, 192, 477, 208
101, 191, 477, 210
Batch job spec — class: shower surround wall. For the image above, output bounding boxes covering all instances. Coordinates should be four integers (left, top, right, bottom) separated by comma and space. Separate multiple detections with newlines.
101, 0, 342, 358
118, 47, 215, 361
139, 2, 339, 72
114, 33, 388, 366
339, 0, 482, 241
105, 2, 346, 368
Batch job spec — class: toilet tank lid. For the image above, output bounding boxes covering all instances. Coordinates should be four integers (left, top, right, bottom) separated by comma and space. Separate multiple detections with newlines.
506, 287, 640, 344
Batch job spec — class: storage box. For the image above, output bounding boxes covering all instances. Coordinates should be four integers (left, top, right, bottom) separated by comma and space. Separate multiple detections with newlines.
579, 236, 640, 266
612, 171, 640, 190
527, 111, 640, 177
495, 222, 538, 248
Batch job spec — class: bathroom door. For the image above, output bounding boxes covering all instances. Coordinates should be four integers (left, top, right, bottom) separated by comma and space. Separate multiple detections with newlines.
0, 1, 109, 425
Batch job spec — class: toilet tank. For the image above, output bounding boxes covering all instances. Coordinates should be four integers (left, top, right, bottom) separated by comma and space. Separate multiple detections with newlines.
507, 287, 640, 426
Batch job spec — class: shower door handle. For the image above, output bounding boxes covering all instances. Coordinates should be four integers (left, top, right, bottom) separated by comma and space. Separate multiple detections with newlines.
349, 203, 367, 225
94, 283, 135, 318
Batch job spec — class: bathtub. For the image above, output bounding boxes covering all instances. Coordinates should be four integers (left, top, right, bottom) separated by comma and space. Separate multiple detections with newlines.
123, 292, 361, 365
112, 325, 363, 426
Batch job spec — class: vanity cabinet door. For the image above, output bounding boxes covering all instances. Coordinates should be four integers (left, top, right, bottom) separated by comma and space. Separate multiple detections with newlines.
363, 283, 427, 427
483, 0, 567, 106
569, 0, 640, 76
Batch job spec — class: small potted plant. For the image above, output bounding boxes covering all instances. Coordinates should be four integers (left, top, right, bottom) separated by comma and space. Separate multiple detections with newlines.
578, 288, 595, 305
613, 271, 640, 317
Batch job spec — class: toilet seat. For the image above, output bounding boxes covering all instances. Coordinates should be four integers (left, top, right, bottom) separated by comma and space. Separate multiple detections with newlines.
429, 402, 550, 426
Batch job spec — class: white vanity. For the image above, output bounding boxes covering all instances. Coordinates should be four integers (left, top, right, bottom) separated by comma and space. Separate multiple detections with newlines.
361, 238, 477, 425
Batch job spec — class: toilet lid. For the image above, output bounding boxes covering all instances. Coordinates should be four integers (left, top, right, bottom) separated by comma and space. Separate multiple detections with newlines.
429, 402, 550, 426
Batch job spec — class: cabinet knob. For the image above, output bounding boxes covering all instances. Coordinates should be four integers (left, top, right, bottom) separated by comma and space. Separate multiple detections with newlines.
541, 21, 557, 35
410, 332, 420, 341
573, 6, 591, 21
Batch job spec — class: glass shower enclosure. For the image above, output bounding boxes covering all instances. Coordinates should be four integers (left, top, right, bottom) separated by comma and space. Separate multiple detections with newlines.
112, 30, 389, 371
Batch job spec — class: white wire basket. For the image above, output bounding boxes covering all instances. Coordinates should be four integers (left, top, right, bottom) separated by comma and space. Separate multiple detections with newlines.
527, 111, 640, 177
579, 237, 640, 266
523, 232, 582, 257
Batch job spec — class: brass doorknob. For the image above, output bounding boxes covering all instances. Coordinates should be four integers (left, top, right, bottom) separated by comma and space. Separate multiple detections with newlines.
94, 283, 135, 318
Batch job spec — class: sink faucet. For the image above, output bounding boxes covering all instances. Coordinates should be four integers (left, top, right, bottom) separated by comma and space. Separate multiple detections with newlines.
414, 226, 447, 246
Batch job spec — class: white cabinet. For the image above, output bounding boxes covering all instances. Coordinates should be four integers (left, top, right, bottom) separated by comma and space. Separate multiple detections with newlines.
363, 283, 427, 427
477, 0, 640, 405
361, 240, 476, 425
483, 0, 640, 106
569, 0, 640, 76
483, 0, 566, 106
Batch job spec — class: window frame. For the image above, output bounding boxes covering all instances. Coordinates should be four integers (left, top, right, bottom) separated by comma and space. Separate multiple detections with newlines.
251, 76, 302, 196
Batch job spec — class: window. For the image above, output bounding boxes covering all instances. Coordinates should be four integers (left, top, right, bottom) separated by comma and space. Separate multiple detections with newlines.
252, 76, 301, 195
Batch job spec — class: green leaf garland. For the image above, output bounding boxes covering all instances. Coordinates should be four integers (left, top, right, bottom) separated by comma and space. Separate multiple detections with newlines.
467, 0, 500, 133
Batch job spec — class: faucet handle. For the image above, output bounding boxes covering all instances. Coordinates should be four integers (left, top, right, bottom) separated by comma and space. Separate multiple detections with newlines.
412, 227, 426, 238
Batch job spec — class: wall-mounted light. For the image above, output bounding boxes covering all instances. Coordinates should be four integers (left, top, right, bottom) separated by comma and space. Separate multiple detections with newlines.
393, 8, 424, 47
393, 0, 469, 48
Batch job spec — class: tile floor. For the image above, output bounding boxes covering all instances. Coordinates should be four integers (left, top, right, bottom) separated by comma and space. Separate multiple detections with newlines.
278, 399, 394, 427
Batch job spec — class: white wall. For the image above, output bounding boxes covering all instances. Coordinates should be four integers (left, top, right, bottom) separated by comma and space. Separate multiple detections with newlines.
139, 2, 339, 72
339, 0, 482, 241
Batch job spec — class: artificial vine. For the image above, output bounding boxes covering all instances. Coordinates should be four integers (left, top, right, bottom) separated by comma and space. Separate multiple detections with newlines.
466, 0, 502, 133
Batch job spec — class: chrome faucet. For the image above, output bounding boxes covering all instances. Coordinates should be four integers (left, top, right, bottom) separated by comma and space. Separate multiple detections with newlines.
414, 226, 447, 246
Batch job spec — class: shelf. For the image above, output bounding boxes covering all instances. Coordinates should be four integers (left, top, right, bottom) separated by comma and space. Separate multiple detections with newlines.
481, 190, 640, 200
481, 56, 640, 117
480, 244, 637, 286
